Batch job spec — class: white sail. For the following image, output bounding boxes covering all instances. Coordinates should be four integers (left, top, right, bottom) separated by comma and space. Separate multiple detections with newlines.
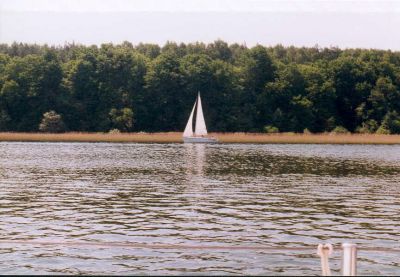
194, 93, 208, 136
183, 99, 196, 137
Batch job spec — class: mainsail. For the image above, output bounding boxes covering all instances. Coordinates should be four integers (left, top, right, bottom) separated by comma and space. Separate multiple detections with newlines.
194, 93, 208, 136
183, 99, 196, 137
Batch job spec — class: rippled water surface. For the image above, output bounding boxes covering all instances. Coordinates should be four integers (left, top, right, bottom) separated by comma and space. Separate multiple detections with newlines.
0, 142, 399, 275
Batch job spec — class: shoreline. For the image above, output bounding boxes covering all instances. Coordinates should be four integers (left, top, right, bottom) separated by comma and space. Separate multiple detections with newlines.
0, 132, 400, 144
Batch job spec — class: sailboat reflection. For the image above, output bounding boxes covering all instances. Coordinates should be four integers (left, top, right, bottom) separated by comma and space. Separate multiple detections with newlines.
183, 143, 206, 183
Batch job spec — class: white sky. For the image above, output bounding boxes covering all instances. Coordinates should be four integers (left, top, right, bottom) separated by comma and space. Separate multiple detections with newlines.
1, 0, 399, 49
2, 0, 400, 13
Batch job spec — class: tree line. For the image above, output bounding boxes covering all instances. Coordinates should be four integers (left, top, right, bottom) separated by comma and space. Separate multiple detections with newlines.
0, 40, 400, 134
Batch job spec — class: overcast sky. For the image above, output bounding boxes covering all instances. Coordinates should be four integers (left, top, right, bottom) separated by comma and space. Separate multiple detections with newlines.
1, 0, 399, 50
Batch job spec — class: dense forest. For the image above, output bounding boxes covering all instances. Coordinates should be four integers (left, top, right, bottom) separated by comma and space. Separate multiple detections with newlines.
0, 40, 400, 134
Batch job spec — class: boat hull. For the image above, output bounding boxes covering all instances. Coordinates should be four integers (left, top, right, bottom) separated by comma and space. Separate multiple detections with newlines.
183, 136, 219, 143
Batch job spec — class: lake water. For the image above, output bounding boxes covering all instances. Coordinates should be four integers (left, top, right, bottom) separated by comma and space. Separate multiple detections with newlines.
0, 142, 399, 275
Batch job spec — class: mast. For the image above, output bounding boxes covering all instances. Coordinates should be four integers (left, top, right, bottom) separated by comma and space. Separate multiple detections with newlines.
183, 98, 197, 137
194, 92, 208, 136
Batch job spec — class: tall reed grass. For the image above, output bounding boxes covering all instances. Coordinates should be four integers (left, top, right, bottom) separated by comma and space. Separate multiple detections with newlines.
215, 132, 400, 144
1, 132, 400, 144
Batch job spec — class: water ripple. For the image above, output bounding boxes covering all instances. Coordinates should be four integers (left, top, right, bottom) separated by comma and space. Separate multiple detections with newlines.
0, 142, 399, 275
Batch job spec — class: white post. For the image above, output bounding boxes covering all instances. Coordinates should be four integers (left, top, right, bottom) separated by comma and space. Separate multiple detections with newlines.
341, 243, 357, 276
317, 244, 333, 276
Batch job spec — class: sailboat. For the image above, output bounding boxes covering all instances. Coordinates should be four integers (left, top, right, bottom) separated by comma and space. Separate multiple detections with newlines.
183, 92, 218, 143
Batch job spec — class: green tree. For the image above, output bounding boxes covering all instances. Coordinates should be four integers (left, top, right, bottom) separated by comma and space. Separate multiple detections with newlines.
330, 57, 371, 131
206, 40, 232, 62
65, 56, 100, 131
239, 45, 276, 130
379, 111, 400, 134
356, 119, 379, 134
300, 64, 337, 132
39, 110, 66, 133
1, 54, 63, 131
143, 52, 183, 131
135, 43, 161, 59
0, 110, 11, 131
368, 77, 399, 121
109, 107, 134, 131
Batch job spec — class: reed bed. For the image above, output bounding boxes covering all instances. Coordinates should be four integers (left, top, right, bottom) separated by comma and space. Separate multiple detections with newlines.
215, 132, 400, 144
0, 132, 182, 143
0, 132, 400, 144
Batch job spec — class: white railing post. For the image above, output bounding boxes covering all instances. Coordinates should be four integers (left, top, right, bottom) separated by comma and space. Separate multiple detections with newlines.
341, 243, 357, 276
317, 243, 333, 276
